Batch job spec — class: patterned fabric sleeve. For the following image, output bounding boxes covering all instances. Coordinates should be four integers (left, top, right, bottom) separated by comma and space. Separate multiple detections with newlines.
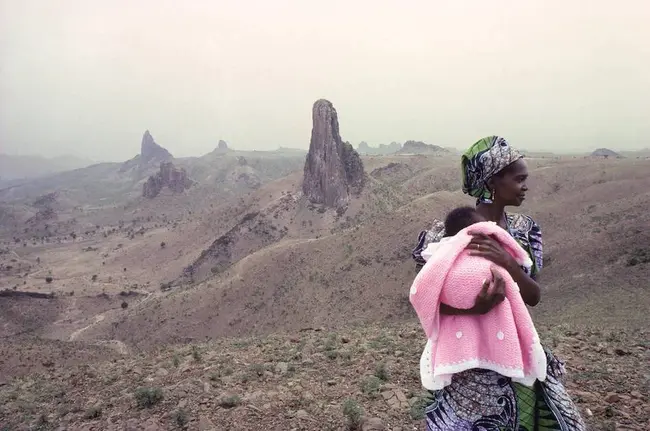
412, 219, 446, 272
528, 220, 543, 279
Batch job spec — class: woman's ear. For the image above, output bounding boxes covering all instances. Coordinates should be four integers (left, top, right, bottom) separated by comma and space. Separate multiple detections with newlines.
486, 177, 498, 198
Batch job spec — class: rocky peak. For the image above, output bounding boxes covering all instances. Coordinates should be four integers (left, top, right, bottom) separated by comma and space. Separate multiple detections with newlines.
218, 140, 229, 151
302, 99, 365, 208
358, 141, 370, 152
140, 130, 172, 165
398, 140, 445, 154
142, 162, 192, 198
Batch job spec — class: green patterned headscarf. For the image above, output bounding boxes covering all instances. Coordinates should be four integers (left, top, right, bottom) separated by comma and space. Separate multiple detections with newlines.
461, 136, 523, 203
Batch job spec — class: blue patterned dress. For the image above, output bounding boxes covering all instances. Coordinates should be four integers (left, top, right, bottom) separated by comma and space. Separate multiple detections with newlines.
412, 213, 585, 431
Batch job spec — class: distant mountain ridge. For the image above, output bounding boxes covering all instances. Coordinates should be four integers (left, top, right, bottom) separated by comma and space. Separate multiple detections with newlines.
0, 154, 94, 181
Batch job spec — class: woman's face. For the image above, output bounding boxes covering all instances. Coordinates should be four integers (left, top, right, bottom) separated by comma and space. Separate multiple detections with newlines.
491, 158, 529, 207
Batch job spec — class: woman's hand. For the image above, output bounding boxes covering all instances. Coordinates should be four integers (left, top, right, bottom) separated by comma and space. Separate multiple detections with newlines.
467, 232, 541, 306
467, 232, 520, 276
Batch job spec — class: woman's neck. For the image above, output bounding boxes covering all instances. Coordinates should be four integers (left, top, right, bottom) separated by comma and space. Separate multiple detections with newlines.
476, 202, 507, 228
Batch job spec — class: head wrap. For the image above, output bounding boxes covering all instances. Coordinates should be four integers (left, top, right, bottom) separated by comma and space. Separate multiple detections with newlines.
461, 136, 523, 203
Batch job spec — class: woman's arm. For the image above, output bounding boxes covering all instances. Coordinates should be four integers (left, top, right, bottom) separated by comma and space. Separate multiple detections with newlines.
467, 233, 541, 306
506, 263, 541, 306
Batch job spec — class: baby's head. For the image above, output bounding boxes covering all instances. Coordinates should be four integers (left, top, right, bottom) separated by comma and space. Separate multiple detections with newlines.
444, 206, 486, 237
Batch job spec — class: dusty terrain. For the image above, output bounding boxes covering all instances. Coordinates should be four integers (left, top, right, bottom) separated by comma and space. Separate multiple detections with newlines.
1, 150, 649, 430
0, 322, 647, 430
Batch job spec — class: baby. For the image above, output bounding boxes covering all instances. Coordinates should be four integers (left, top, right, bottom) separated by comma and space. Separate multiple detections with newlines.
409, 206, 547, 390
420, 206, 487, 262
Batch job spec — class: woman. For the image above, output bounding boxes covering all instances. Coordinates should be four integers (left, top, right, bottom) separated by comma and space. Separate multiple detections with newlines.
412, 136, 585, 430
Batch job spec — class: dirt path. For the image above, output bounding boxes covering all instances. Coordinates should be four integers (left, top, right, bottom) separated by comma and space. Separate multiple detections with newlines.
229, 237, 324, 279
68, 313, 105, 341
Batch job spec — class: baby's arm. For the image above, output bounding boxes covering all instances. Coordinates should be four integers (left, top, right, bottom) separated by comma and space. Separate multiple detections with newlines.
440, 269, 506, 315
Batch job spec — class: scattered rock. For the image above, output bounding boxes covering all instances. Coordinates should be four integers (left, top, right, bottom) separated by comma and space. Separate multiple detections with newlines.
143, 419, 164, 431
615, 348, 631, 356
198, 415, 217, 431
295, 409, 309, 419
156, 368, 168, 377
381, 389, 409, 410
605, 392, 620, 403
362, 417, 386, 430
244, 391, 264, 402
275, 362, 289, 375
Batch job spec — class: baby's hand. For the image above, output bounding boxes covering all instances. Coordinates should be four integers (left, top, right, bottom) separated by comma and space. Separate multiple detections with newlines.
472, 267, 505, 314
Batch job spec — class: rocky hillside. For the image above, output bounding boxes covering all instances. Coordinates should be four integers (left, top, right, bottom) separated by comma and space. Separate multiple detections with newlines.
176, 211, 289, 285
0, 132, 305, 210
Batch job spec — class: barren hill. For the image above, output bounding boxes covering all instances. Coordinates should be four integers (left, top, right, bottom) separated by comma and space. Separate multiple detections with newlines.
1, 149, 649, 430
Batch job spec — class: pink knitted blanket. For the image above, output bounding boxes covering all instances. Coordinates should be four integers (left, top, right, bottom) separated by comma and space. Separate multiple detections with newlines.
409, 221, 547, 390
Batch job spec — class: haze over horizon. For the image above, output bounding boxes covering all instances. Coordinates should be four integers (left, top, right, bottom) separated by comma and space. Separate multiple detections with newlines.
1, 0, 649, 162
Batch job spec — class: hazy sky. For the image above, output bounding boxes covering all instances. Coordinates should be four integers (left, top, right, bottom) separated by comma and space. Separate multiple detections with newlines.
1, 0, 649, 161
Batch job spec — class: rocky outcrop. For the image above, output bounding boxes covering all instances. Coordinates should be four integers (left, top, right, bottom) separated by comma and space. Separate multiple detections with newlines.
32, 192, 58, 209
398, 140, 445, 154
27, 192, 59, 225
591, 148, 620, 158
142, 162, 192, 198
26, 207, 56, 225
218, 140, 229, 151
302, 99, 364, 208
357, 141, 401, 155
140, 130, 172, 164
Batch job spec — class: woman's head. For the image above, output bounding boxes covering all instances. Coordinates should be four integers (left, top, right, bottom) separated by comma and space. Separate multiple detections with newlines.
461, 136, 528, 207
